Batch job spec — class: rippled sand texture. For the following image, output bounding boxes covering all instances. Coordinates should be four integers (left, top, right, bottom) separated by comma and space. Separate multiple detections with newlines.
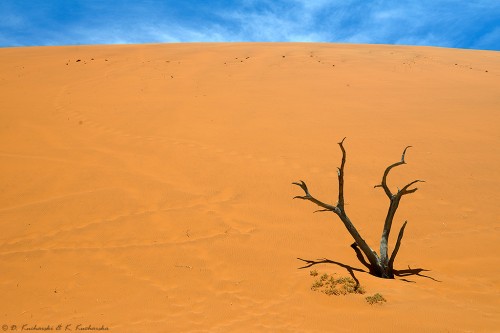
1, 43, 499, 332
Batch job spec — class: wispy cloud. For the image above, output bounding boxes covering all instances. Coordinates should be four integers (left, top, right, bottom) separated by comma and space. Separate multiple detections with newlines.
218, 6, 323, 42
472, 27, 500, 50
0, 0, 499, 50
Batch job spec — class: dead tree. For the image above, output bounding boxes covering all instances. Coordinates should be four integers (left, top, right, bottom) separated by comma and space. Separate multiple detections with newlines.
293, 138, 423, 278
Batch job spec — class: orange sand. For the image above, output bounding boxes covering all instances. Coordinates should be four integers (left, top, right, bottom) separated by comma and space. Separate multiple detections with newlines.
1, 43, 499, 332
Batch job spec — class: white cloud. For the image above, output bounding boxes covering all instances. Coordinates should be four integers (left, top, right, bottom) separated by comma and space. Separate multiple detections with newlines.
215, 2, 331, 42
146, 25, 228, 43
1, 0, 498, 49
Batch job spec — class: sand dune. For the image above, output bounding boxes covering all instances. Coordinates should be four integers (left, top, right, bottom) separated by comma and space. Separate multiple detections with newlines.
1, 43, 499, 332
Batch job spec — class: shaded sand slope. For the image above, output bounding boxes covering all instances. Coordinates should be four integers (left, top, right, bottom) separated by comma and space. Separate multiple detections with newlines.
1, 43, 499, 332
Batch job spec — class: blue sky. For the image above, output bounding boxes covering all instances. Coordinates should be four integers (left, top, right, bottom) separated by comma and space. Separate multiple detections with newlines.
1, 0, 499, 50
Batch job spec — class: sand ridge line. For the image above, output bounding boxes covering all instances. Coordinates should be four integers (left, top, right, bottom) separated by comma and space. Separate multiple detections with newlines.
0, 188, 115, 213
50, 49, 339, 173
0, 230, 245, 257
0, 152, 91, 164
0, 189, 251, 251
54, 92, 320, 177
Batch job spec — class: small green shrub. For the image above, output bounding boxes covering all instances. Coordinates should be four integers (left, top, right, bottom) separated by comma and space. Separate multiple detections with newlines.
365, 293, 387, 305
311, 280, 324, 289
310, 270, 318, 277
310, 271, 365, 295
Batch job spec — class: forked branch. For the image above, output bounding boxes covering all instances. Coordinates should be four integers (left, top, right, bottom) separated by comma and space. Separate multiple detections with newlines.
293, 138, 422, 279
399, 179, 425, 195
376, 147, 424, 275
292, 180, 339, 214
375, 146, 412, 198
292, 137, 347, 215
293, 138, 382, 274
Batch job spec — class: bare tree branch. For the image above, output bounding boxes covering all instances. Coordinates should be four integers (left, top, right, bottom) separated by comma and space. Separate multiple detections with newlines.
337, 137, 347, 209
313, 209, 332, 213
292, 181, 339, 213
293, 139, 384, 276
375, 146, 412, 198
293, 139, 421, 279
388, 221, 408, 272
377, 146, 423, 275
399, 180, 425, 195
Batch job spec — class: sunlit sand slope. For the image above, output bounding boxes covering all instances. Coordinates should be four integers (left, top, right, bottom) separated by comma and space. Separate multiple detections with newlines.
1, 43, 499, 332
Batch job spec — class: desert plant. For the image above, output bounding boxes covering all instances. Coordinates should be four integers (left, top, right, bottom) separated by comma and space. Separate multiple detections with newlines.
293, 138, 423, 279
310, 272, 365, 295
365, 293, 387, 305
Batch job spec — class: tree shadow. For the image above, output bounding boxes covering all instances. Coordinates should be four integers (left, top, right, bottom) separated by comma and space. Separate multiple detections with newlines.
297, 257, 366, 289
393, 266, 442, 283
298, 242, 441, 283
